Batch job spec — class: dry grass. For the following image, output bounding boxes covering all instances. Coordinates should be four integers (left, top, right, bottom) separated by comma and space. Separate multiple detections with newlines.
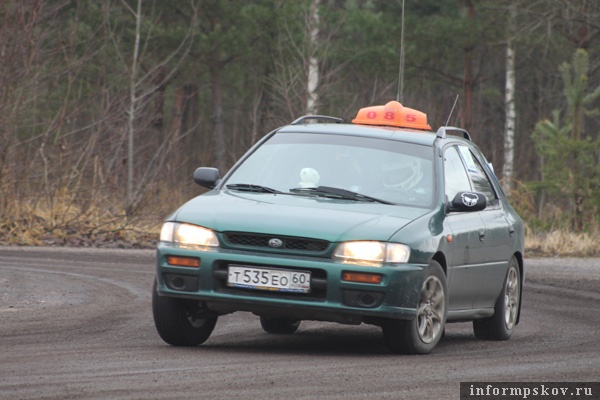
504, 181, 600, 257
525, 229, 600, 257
0, 194, 163, 248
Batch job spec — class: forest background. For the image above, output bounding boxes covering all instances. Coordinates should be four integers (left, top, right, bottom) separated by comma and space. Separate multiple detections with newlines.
2, 0, 600, 256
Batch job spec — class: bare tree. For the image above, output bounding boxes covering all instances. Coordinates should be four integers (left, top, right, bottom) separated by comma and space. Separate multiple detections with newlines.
115, 0, 199, 216
267, 1, 345, 123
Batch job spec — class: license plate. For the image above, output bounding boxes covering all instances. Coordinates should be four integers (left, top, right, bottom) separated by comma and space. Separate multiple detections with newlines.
227, 265, 311, 293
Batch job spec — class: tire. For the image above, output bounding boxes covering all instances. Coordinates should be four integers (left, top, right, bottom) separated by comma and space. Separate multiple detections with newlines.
260, 316, 301, 334
152, 280, 217, 346
473, 256, 521, 340
382, 260, 447, 354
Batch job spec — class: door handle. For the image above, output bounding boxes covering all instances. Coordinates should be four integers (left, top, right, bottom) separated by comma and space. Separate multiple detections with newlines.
509, 226, 515, 237
479, 229, 486, 242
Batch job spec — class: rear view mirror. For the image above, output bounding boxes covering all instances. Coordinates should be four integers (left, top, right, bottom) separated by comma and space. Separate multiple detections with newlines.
449, 191, 486, 212
193, 167, 220, 189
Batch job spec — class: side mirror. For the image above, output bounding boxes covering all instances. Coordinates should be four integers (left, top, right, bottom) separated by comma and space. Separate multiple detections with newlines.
449, 191, 486, 212
193, 167, 220, 189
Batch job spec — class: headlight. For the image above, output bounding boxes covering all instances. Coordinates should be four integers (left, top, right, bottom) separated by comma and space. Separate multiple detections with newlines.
333, 241, 410, 265
160, 222, 219, 247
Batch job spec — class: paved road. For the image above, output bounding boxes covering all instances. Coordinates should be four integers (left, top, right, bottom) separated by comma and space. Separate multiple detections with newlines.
0, 247, 599, 399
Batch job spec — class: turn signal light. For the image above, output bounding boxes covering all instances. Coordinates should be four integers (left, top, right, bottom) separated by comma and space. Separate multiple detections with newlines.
166, 255, 200, 268
342, 272, 383, 284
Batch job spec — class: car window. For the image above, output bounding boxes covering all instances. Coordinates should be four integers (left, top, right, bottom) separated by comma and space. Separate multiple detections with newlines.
443, 146, 472, 201
225, 132, 435, 208
457, 146, 499, 207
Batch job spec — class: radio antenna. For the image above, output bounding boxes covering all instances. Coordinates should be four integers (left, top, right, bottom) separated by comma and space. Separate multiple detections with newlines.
396, 0, 405, 102
446, 94, 459, 126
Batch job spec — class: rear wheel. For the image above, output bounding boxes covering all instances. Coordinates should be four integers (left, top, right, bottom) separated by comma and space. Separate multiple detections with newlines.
152, 280, 217, 346
473, 257, 521, 340
260, 316, 301, 334
383, 260, 447, 354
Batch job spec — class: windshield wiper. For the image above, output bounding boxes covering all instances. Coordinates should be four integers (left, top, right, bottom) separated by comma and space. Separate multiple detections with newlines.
226, 183, 283, 194
290, 186, 394, 205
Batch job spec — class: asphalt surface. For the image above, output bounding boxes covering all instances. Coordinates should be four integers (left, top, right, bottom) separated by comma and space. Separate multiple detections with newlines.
0, 247, 599, 399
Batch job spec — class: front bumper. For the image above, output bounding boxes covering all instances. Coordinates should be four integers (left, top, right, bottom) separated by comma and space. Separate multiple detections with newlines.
155, 243, 425, 324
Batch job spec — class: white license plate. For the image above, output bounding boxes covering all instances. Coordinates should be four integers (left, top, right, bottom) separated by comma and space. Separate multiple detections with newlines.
227, 265, 311, 293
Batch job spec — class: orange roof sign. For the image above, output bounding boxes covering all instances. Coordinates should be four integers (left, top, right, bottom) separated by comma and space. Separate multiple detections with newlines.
352, 100, 431, 131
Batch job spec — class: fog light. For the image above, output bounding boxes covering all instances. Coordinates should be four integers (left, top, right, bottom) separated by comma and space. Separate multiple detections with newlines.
164, 274, 199, 292
342, 290, 384, 308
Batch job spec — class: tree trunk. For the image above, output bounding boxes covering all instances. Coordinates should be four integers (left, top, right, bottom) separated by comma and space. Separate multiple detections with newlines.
502, 4, 517, 193
210, 64, 227, 173
126, 0, 142, 216
306, 0, 320, 115
462, 0, 475, 133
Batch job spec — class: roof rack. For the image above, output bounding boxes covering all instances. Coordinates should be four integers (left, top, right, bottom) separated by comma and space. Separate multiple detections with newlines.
291, 115, 344, 125
436, 126, 471, 141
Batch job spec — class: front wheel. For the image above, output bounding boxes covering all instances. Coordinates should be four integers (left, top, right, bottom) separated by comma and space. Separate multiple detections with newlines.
473, 257, 521, 340
152, 280, 218, 346
382, 260, 447, 354
260, 316, 301, 334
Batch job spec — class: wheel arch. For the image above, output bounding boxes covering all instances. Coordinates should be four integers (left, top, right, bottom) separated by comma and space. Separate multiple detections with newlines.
431, 251, 447, 276
513, 251, 524, 325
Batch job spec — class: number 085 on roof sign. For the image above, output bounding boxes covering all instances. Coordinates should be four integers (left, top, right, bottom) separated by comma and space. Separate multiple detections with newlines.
352, 100, 431, 130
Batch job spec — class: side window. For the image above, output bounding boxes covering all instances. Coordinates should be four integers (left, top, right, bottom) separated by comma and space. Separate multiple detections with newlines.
443, 146, 472, 201
457, 146, 499, 207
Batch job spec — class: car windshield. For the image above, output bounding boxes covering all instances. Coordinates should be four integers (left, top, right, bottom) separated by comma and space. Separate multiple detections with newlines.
224, 132, 435, 208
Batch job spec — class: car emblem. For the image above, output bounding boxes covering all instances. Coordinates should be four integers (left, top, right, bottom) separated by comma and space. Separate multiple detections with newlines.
268, 238, 284, 248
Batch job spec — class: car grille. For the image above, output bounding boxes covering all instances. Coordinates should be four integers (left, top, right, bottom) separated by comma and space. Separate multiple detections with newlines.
223, 232, 330, 253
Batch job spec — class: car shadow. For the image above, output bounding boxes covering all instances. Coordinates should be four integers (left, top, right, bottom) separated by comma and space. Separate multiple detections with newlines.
180, 322, 482, 357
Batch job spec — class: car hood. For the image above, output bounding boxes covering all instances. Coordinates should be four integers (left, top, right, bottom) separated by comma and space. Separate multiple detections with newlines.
171, 190, 431, 243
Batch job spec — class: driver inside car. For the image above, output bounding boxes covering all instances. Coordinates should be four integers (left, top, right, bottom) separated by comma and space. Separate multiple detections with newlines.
381, 158, 429, 200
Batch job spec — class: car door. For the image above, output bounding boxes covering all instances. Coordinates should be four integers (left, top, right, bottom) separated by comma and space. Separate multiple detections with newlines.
443, 145, 489, 311
457, 146, 512, 308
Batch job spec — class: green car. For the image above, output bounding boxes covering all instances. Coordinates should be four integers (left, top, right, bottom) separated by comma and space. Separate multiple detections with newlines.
152, 101, 524, 354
